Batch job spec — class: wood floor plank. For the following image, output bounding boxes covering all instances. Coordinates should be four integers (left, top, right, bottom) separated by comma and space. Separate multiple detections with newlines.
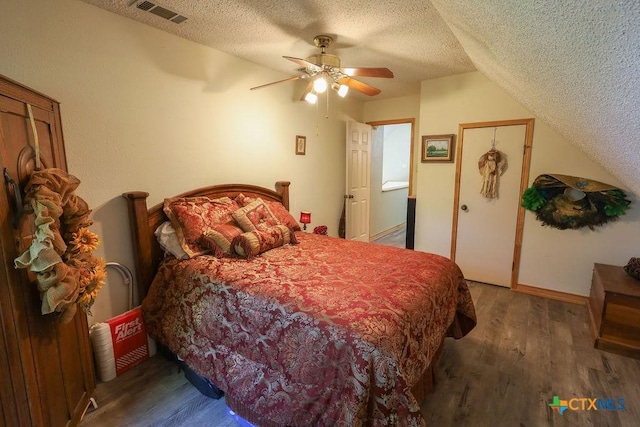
81, 282, 640, 426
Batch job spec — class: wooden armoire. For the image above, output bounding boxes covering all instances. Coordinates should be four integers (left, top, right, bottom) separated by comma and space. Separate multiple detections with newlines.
0, 75, 95, 426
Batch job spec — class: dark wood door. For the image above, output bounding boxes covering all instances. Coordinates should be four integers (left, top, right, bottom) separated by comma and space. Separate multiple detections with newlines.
406, 196, 416, 250
0, 75, 95, 427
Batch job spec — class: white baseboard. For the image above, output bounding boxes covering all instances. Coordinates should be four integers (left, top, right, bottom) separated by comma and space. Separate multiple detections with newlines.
370, 223, 406, 241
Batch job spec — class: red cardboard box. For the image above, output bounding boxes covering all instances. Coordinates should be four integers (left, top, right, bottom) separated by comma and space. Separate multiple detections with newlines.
107, 307, 150, 376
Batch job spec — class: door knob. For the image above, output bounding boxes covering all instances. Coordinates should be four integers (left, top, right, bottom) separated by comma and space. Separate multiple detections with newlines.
460, 204, 468, 212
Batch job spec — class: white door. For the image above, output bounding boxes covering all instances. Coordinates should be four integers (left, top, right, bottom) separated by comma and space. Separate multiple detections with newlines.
453, 123, 528, 287
345, 121, 372, 241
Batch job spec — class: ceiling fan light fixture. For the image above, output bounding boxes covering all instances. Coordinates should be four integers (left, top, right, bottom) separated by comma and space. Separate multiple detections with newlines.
313, 77, 328, 93
250, 35, 393, 98
335, 83, 349, 97
304, 92, 318, 104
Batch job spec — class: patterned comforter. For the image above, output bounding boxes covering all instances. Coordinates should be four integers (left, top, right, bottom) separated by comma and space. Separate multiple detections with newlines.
142, 232, 476, 426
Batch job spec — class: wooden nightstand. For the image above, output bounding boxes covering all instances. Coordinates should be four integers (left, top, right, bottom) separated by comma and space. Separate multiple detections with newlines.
587, 263, 640, 359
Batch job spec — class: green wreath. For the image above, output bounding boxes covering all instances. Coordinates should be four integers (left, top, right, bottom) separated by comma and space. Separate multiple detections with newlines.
521, 174, 631, 230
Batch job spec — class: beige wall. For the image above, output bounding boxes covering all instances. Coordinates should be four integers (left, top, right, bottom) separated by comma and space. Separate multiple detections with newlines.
416, 71, 639, 296
0, 0, 362, 323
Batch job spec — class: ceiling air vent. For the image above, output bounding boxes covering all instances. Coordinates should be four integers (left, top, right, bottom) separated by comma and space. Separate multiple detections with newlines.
134, 1, 188, 24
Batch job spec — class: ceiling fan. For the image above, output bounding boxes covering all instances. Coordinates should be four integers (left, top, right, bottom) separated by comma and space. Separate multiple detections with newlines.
250, 35, 394, 103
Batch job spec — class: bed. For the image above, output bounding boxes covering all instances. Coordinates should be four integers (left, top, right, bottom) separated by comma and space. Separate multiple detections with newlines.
123, 181, 476, 426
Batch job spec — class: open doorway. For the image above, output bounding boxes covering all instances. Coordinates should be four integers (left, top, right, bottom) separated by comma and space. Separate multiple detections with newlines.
367, 119, 415, 248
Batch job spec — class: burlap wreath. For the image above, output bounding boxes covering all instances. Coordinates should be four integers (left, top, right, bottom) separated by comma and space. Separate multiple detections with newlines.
521, 174, 631, 230
14, 168, 106, 323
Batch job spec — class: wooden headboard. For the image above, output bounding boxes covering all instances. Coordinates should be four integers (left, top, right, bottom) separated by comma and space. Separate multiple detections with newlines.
122, 181, 291, 302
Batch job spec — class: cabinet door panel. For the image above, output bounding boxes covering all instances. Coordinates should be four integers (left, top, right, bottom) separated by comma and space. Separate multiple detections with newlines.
0, 75, 95, 427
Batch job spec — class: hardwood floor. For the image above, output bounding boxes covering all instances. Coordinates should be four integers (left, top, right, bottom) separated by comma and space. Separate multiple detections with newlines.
80, 282, 640, 427
422, 283, 640, 427
371, 226, 406, 248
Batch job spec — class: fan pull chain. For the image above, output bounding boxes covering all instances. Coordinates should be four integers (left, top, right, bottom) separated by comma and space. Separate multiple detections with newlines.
325, 89, 330, 119
315, 97, 320, 136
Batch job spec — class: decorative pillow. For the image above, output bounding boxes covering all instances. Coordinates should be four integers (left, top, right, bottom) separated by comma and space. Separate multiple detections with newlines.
232, 224, 298, 260
232, 199, 280, 232
235, 193, 301, 231
163, 196, 240, 257
234, 193, 252, 206
154, 221, 189, 259
200, 222, 244, 258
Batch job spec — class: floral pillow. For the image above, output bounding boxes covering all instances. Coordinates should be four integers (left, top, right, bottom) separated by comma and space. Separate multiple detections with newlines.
163, 196, 240, 258
235, 193, 301, 231
200, 222, 244, 258
232, 199, 280, 232
232, 224, 298, 260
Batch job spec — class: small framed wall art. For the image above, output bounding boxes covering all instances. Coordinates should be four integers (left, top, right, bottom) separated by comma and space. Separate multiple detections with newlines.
421, 134, 455, 162
295, 135, 306, 155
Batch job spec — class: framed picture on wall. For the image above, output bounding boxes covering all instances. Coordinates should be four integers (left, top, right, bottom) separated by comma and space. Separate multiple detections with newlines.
296, 135, 306, 155
421, 134, 455, 162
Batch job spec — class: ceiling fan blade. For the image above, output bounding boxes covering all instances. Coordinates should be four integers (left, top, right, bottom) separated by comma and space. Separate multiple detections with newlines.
338, 77, 382, 96
250, 75, 307, 91
342, 67, 394, 78
284, 56, 322, 73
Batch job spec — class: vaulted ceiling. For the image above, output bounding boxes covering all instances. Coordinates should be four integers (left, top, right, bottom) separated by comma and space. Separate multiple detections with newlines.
81, 0, 640, 195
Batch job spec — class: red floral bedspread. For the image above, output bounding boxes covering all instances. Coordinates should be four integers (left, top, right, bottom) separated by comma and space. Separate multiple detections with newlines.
142, 233, 476, 426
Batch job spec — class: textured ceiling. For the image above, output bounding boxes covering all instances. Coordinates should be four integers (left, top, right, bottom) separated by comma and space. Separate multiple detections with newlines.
430, 0, 640, 195
79, 0, 476, 99
81, 0, 640, 195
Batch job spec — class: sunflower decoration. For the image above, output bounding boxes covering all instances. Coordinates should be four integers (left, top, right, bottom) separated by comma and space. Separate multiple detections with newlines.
68, 228, 101, 255
14, 168, 107, 322
521, 174, 631, 230
67, 228, 107, 314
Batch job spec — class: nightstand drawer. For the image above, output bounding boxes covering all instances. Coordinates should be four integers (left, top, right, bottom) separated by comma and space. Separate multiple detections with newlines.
587, 263, 640, 359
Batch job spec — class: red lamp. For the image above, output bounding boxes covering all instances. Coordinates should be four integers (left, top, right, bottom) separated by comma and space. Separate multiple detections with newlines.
299, 211, 311, 230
